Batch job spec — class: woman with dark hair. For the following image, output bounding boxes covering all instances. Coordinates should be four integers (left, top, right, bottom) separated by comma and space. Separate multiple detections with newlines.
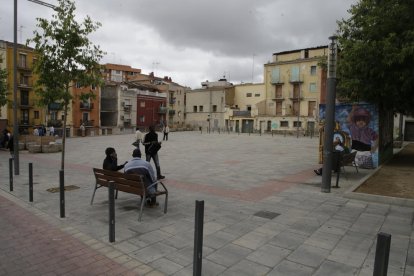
103, 147, 127, 171
143, 125, 165, 179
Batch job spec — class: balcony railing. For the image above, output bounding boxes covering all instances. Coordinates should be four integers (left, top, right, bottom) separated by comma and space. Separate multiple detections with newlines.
80, 102, 94, 110
80, 120, 95, 127
158, 107, 167, 114
289, 74, 304, 83
289, 91, 303, 100
169, 109, 176, 115
233, 110, 251, 117
124, 105, 131, 113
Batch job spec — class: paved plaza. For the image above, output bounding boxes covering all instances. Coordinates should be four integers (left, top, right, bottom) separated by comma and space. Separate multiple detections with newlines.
0, 131, 413, 275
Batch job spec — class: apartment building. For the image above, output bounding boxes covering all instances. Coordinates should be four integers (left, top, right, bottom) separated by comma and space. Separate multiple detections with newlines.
263, 46, 328, 135
70, 82, 100, 136
102, 63, 141, 82
129, 72, 187, 128
229, 83, 265, 133
186, 78, 234, 131
1, 40, 46, 134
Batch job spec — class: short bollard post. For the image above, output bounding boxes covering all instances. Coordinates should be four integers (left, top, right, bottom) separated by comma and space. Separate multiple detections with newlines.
109, 181, 115, 243
193, 200, 204, 276
59, 170, 65, 218
29, 163, 33, 202
9, 158, 13, 191
373, 232, 391, 276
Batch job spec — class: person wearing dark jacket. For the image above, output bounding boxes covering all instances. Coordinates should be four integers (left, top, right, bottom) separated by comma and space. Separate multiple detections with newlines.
103, 147, 126, 171
143, 125, 165, 179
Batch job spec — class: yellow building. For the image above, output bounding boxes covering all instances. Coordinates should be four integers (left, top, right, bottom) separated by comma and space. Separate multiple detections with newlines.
263, 46, 328, 135
0, 41, 8, 131
2, 40, 46, 134
228, 83, 265, 133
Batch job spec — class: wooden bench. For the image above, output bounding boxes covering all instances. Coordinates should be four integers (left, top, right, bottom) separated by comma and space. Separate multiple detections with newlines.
91, 168, 168, 221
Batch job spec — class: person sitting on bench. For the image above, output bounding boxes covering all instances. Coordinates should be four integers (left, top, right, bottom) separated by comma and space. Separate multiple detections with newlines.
103, 147, 127, 171
124, 148, 159, 207
314, 138, 346, 176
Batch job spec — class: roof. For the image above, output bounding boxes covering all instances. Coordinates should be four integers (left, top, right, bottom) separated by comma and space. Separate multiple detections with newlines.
272, 45, 328, 56
103, 63, 141, 73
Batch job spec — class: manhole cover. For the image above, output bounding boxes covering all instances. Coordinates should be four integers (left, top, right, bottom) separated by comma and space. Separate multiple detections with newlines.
254, 211, 280, 220
46, 185, 80, 193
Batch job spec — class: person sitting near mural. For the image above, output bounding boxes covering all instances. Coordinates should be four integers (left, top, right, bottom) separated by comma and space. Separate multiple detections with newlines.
103, 147, 127, 171
347, 105, 378, 153
314, 138, 346, 176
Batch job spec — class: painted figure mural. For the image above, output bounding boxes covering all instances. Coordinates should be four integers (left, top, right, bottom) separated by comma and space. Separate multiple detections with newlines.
319, 103, 379, 168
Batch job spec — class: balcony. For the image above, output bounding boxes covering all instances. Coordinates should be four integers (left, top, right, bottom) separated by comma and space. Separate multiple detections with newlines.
80, 120, 95, 127
273, 92, 284, 100
124, 105, 131, 113
169, 109, 176, 115
271, 75, 285, 84
233, 110, 251, 117
169, 98, 176, 105
17, 63, 32, 71
19, 99, 35, 108
158, 106, 167, 114
20, 119, 32, 126
289, 74, 304, 83
48, 102, 62, 111
289, 91, 304, 100
18, 79, 33, 89
80, 102, 94, 110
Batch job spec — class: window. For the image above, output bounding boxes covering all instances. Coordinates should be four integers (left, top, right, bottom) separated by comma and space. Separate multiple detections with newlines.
255, 93, 260, 97
140, 101, 145, 107
91, 84, 96, 90
20, 90, 29, 105
280, 121, 289, 127
51, 111, 57, 120
19, 53, 27, 68
199, 105, 203, 112
247, 105, 251, 111
308, 101, 316, 117
76, 82, 82, 88
275, 85, 282, 98
213, 105, 217, 112
83, 112, 89, 123
309, 83, 317, 92
139, 115, 145, 122
293, 121, 302, 127
34, 111, 39, 119
193, 106, 197, 112
310, 66, 317, 75
276, 102, 282, 116
21, 110, 29, 124
246, 93, 252, 97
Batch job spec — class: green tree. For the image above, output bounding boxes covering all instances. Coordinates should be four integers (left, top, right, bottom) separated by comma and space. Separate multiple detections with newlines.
0, 60, 7, 107
336, 0, 414, 115
29, 0, 104, 171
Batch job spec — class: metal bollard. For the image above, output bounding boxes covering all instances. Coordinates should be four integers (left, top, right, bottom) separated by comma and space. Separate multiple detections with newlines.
193, 200, 204, 276
9, 158, 13, 191
59, 170, 65, 218
109, 181, 115, 243
373, 232, 391, 276
29, 163, 33, 202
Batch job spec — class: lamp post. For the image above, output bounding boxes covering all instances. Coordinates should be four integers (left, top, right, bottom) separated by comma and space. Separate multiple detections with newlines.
13, 0, 19, 175
321, 35, 338, 193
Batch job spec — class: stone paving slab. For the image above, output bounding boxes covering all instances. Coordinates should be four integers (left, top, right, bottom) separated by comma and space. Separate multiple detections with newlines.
1, 132, 413, 275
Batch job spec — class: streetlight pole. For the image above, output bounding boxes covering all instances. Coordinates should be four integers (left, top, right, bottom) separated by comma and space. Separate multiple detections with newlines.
321, 35, 338, 193
13, 0, 19, 175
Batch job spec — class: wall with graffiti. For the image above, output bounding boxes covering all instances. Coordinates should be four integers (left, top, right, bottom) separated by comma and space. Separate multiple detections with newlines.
319, 103, 379, 168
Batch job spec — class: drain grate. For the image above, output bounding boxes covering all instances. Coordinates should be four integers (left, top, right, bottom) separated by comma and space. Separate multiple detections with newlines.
46, 185, 80, 193
254, 211, 280, 220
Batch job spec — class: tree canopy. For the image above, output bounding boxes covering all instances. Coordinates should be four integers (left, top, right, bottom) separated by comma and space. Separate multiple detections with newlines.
336, 0, 414, 115
0, 66, 7, 107
28, 0, 104, 170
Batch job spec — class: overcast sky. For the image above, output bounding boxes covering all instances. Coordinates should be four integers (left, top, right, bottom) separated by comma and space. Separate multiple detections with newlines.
1, 0, 357, 89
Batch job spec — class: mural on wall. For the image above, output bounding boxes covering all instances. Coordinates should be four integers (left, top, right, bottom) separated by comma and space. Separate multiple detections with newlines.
319, 103, 379, 168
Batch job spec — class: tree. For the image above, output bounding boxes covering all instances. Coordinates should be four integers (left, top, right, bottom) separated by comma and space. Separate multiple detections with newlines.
336, 0, 414, 116
0, 61, 7, 107
28, 0, 104, 171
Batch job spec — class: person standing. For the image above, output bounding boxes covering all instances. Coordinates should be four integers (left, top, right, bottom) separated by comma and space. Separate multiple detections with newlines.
134, 127, 143, 149
143, 125, 165, 179
163, 125, 170, 141
49, 126, 55, 136
103, 147, 127, 171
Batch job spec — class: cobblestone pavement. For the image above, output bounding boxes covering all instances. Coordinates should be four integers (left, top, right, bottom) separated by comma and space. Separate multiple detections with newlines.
0, 131, 413, 275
